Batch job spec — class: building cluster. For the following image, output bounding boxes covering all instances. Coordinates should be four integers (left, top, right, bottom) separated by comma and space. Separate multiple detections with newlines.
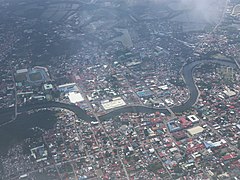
0, 29, 18, 109
2, 107, 239, 179
65, 54, 190, 116
15, 66, 54, 106
1, 144, 39, 179
0, 0, 240, 179
2, 0, 240, 113
194, 64, 240, 149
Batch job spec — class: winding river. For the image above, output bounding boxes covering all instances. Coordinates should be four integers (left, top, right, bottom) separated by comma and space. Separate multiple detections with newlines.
0, 59, 238, 153
0, 59, 238, 125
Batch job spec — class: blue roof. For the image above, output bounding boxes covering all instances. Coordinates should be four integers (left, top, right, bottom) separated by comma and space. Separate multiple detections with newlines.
167, 121, 181, 132
137, 90, 153, 97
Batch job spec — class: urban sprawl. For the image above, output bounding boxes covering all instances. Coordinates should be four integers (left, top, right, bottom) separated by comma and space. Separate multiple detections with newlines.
0, 0, 240, 179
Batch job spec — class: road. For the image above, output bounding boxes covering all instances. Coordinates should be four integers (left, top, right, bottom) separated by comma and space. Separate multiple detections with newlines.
77, 82, 130, 179
211, 0, 229, 33
2, 58, 238, 179
0, 59, 238, 129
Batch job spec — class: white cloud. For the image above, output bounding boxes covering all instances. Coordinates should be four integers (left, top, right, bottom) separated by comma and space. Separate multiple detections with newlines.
128, 0, 225, 23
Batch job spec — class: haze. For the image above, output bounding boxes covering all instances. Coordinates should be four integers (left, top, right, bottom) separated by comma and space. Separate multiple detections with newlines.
129, 0, 225, 23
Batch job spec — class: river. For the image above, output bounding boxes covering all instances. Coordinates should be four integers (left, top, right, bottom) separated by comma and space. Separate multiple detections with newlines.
0, 59, 238, 152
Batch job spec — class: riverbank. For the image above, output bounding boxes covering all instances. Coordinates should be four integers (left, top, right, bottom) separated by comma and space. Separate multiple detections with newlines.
0, 58, 238, 156
0, 110, 58, 154
0, 59, 238, 125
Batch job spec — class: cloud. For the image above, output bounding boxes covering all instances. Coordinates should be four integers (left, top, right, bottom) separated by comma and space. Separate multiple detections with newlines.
179, 0, 221, 23
128, 0, 224, 23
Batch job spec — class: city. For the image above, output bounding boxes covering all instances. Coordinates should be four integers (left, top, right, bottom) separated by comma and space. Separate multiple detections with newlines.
0, 0, 239, 179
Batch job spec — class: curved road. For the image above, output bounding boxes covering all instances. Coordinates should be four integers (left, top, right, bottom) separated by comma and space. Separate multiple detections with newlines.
0, 59, 238, 126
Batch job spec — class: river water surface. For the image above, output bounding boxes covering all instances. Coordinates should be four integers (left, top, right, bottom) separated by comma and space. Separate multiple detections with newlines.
0, 59, 238, 153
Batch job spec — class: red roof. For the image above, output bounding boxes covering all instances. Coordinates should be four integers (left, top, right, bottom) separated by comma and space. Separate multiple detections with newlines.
179, 117, 188, 124
222, 153, 236, 161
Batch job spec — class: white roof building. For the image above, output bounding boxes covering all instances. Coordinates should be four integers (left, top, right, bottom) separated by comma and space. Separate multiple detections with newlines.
67, 92, 84, 103
187, 115, 199, 123
44, 83, 53, 90
187, 126, 204, 136
101, 97, 126, 110
16, 69, 28, 74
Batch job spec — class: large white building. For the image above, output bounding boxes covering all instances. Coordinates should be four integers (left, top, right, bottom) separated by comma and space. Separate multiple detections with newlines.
101, 97, 126, 110
187, 115, 199, 123
187, 126, 204, 136
67, 92, 84, 103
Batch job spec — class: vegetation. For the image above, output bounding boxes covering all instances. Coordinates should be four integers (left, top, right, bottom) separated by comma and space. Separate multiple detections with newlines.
147, 162, 164, 173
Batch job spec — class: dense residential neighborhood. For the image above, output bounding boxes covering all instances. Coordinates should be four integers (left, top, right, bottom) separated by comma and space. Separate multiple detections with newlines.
0, 0, 240, 179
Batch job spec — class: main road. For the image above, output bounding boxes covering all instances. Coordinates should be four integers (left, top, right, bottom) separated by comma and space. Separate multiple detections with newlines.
0, 59, 238, 126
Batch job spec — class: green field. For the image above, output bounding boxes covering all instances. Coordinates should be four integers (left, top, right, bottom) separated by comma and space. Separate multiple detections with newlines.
15, 73, 27, 82
28, 72, 43, 81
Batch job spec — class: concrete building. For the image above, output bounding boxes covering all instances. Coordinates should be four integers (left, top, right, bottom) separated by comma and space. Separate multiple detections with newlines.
187, 126, 204, 136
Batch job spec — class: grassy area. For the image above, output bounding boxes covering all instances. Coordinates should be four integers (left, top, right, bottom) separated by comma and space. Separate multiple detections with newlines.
28, 71, 43, 81
15, 73, 27, 82
147, 162, 164, 173
211, 53, 231, 61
